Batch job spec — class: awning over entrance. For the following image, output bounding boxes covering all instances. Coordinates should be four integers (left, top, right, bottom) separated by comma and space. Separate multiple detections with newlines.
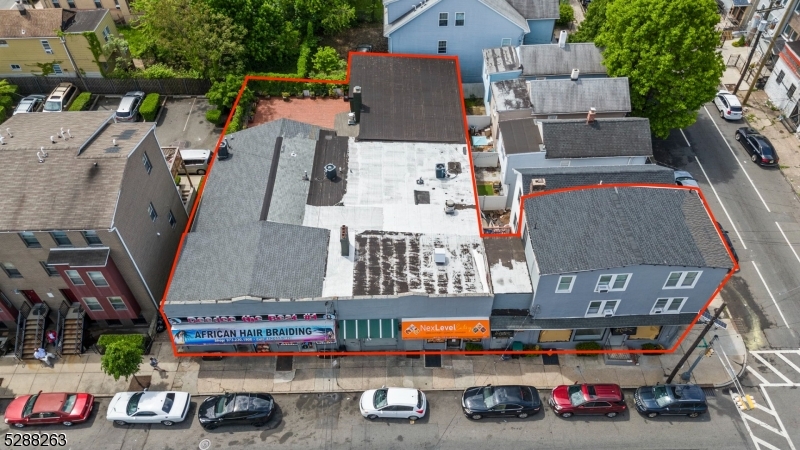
339, 319, 397, 339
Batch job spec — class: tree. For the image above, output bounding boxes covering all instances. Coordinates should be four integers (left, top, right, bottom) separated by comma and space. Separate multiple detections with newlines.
570, 0, 609, 43
0, 79, 18, 120
595, 0, 724, 138
101, 340, 146, 388
556, 2, 574, 27
103, 36, 132, 70
285, 0, 355, 35
207, 74, 253, 111
312, 46, 346, 75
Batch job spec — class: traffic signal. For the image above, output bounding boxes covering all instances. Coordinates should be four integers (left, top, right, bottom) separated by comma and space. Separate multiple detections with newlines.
705, 348, 715, 357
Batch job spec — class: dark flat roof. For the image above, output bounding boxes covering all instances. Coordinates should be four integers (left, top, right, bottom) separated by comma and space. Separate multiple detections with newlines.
499, 118, 541, 155
349, 54, 467, 143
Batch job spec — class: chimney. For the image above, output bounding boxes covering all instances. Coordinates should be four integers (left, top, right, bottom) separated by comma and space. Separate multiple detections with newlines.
350, 86, 362, 123
529, 178, 546, 192
558, 30, 568, 48
586, 107, 597, 124
340, 225, 349, 256
570, 68, 580, 81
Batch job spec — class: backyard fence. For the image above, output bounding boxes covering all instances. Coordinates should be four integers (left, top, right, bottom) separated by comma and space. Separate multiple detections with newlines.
6, 76, 211, 96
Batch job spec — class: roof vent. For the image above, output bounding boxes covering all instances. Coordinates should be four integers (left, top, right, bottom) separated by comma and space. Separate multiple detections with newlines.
586, 107, 596, 124
444, 200, 455, 215
6, 128, 12, 138
340, 225, 350, 257
50, 135, 56, 143
558, 30, 568, 48
0, 137, 4, 145
15, 0, 26, 15
571, 68, 580, 81
37, 147, 48, 163
434, 248, 447, 265
112, 138, 117, 146
529, 178, 546, 192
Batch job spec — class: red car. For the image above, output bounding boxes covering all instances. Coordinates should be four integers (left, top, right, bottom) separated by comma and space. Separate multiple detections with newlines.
548, 384, 626, 418
4, 392, 94, 428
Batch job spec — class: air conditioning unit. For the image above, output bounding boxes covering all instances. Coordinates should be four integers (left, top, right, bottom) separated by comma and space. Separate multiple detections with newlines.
45, 49, 53, 54
603, 309, 614, 317
652, 308, 663, 314
596, 284, 609, 293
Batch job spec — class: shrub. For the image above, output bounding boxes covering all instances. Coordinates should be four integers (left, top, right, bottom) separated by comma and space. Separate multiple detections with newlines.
226, 105, 245, 133
97, 333, 146, 354
68, 92, 92, 111
523, 344, 542, 357
465, 343, 483, 351
139, 93, 160, 122
556, 2, 574, 27
732, 36, 745, 47
641, 343, 666, 353
575, 341, 602, 356
174, 175, 181, 185
205, 108, 222, 125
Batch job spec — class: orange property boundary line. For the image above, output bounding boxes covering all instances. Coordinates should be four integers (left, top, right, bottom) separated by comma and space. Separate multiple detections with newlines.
160, 53, 738, 357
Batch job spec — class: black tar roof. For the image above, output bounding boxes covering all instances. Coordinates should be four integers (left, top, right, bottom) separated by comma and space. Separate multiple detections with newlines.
349, 54, 467, 143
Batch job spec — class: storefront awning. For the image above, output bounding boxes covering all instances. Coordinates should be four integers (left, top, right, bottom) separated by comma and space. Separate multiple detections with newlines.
339, 319, 397, 339
171, 320, 336, 345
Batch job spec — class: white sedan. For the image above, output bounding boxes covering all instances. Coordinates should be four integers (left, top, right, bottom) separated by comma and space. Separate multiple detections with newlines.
107, 391, 191, 426
359, 387, 427, 420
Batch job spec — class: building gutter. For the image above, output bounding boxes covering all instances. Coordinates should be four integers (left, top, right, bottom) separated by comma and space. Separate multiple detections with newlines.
110, 226, 157, 309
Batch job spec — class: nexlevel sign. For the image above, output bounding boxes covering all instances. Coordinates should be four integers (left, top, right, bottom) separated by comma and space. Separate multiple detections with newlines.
400, 318, 490, 340
171, 320, 336, 346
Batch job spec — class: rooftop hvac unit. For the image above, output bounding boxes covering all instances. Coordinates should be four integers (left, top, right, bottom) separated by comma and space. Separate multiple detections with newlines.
434, 248, 447, 265
529, 178, 546, 192
596, 284, 609, 293
444, 200, 455, 215
324, 163, 337, 181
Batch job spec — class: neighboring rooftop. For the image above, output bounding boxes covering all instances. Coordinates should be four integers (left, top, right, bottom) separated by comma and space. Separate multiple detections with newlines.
483, 237, 533, 294
528, 77, 631, 115
63, 9, 106, 32
349, 54, 467, 143
484, 46, 520, 75
518, 166, 675, 194
491, 79, 532, 112
385, 0, 532, 34
523, 186, 734, 275
499, 118, 541, 155
540, 117, 652, 159
518, 43, 606, 77
481, 0, 530, 30
0, 8, 66, 38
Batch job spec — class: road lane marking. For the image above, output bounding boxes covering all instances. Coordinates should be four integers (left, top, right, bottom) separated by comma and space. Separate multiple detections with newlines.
680, 128, 691, 146
755, 403, 779, 417
751, 353, 794, 384
751, 261, 790, 328
703, 105, 772, 212
760, 386, 798, 450
775, 222, 800, 265
183, 97, 197, 132
747, 365, 771, 385
741, 412, 786, 437
776, 352, 800, 376
695, 155, 748, 249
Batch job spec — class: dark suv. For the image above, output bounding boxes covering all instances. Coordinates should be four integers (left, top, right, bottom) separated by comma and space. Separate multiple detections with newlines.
549, 384, 627, 418
633, 384, 707, 418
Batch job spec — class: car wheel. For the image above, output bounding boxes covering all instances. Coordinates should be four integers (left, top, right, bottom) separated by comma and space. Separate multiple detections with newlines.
161, 420, 175, 426
560, 412, 573, 418
62, 421, 74, 426
720, 110, 725, 118
366, 414, 378, 420
408, 416, 420, 421
751, 154, 758, 162
13, 423, 24, 428
735, 132, 741, 141
198, 169, 206, 175
470, 414, 483, 420
517, 412, 529, 419
114, 420, 129, 426
203, 424, 217, 430
605, 412, 618, 418
688, 412, 700, 418
646, 412, 658, 418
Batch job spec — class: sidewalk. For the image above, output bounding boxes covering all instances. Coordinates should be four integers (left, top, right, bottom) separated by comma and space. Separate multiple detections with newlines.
0, 322, 746, 399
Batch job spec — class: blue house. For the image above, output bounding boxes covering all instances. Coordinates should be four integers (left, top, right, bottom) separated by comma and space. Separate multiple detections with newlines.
384, 0, 559, 84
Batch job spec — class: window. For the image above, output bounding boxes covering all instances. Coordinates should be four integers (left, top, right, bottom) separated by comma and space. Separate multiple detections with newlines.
168, 211, 177, 228
796, 0, 800, 12
10, 64, 21, 71
556, 275, 575, 293
439, 12, 448, 26
438, 40, 447, 54
651, 297, 687, 314
52, 64, 63, 74
783, 24, 799, 41
65, 270, 84, 285
595, 274, 630, 292
501, 38, 512, 46
114, 0, 119, 6
107, 296, 127, 310
143, 152, 152, 174
67, 0, 75, 7
40, 40, 52, 54
585, 300, 619, 317
455, 12, 465, 26
663, 271, 701, 289
789, 84, 797, 99
40, 262, 59, 277
87, 271, 109, 287
94, 0, 102, 7
776, 70, 785, 84
148, 202, 158, 222
102, 26, 111, 42
2, 262, 22, 278
50, 231, 72, 247
52, 0, 60, 6
19, 232, 41, 248
82, 297, 103, 311
82, 230, 103, 246
0, 40, 8, 47
573, 328, 604, 341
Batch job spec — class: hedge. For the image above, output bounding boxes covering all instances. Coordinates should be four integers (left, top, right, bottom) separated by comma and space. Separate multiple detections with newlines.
68, 92, 92, 111
465, 343, 483, 351
96, 333, 146, 354
575, 341, 602, 356
140, 93, 160, 122
226, 105, 244, 133
641, 343, 666, 353
205, 108, 222, 125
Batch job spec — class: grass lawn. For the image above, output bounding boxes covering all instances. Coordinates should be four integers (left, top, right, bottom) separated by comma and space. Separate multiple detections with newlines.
117, 25, 150, 59
476, 184, 494, 196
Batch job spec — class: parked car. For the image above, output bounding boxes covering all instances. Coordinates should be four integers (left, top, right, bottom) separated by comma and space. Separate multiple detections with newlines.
198, 393, 275, 430
735, 127, 780, 166
713, 90, 743, 120
43, 82, 80, 113
633, 384, 707, 418
13, 94, 46, 115
107, 391, 191, 426
4, 392, 94, 428
548, 383, 626, 418
716, 222, 740, 265
359, 387, 427, 420
115, 91, 145, 122
461, 385, 542, 420
674, 170, 700, 188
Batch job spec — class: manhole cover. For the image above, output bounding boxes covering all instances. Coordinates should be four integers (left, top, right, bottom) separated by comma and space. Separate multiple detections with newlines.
199, 439, 211, 450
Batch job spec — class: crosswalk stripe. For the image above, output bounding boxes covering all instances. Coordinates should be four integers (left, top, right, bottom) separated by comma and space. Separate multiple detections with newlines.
751, 353, 794, 385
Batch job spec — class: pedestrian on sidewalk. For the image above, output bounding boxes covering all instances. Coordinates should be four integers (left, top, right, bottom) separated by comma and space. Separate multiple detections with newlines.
46, 330, 57, 346
34, 347, 56, 367
150, 357, 162, 371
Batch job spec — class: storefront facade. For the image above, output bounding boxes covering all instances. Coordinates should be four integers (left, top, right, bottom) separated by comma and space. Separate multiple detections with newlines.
400, 317, 491, 350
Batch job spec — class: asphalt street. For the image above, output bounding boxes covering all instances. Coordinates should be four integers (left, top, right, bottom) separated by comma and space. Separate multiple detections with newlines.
0, 390, 753, 450
653, 104, 800, 350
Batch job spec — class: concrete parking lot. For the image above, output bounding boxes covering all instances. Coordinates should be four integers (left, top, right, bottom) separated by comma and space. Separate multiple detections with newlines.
155, 97, 220, 151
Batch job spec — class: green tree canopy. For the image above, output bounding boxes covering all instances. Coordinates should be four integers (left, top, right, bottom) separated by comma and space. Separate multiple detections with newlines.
0, 79, 18, 120
595, 0, 724, 138
282, 0, 355, 35
312, 46, 346, 75
570, 0, 609, 43
207, 74, 253, 110
100, 340, 144, 387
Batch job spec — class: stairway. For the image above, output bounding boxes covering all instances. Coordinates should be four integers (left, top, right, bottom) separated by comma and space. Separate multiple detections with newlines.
59, 305, 85, 356
18, 303, 49, 360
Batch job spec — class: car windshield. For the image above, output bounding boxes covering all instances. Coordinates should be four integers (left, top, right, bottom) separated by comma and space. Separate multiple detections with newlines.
653, 386, 672, 407
568, 385, 586, 406
162, 393, 175, 413
374, 389, 388, 409
215, 394, 235, 415
61, 394, 77, 413
22, 394, 39, 418
730, 105, 742, 112
43, 100, 61, 112
759, 143, 776, 158
126, 393, 143, 416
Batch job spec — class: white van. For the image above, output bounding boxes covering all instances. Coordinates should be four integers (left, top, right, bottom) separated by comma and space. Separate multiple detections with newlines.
179, 149, 211, 175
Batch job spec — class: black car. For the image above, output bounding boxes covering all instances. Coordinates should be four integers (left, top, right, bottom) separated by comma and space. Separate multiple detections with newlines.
633, 384, 707, 418
461, 385, 542, 420
198, 393, 275, 430
716, 222, 740, 265
734, 127, 780, 166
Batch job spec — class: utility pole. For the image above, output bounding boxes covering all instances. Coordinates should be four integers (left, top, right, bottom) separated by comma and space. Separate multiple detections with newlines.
734, 0, 779, 94
743, 0, 800, 104
666, 304, 726, 384
681, 334, 719, 382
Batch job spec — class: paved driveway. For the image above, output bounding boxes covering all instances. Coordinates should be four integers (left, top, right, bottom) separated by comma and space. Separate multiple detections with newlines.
155, 97, 220, 151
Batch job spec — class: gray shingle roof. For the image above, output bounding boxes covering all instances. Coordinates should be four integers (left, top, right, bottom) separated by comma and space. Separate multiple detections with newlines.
518, 43, 606, 77
499, 117, 541, 154
518, 166, 675, 194
523, 187, 734, 274
166, 221, 329, 302
481, 0, 530, 31
528, 77, 631, 115
506, 0, 560, 20
265, 137, 317, 225
540, 118, 652, 159
483, 46, 520, 74
491, 79, 531, 111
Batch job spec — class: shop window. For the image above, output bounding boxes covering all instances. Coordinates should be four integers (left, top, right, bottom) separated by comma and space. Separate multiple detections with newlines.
573, 328, 604, 341
538, 329, 572, 342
